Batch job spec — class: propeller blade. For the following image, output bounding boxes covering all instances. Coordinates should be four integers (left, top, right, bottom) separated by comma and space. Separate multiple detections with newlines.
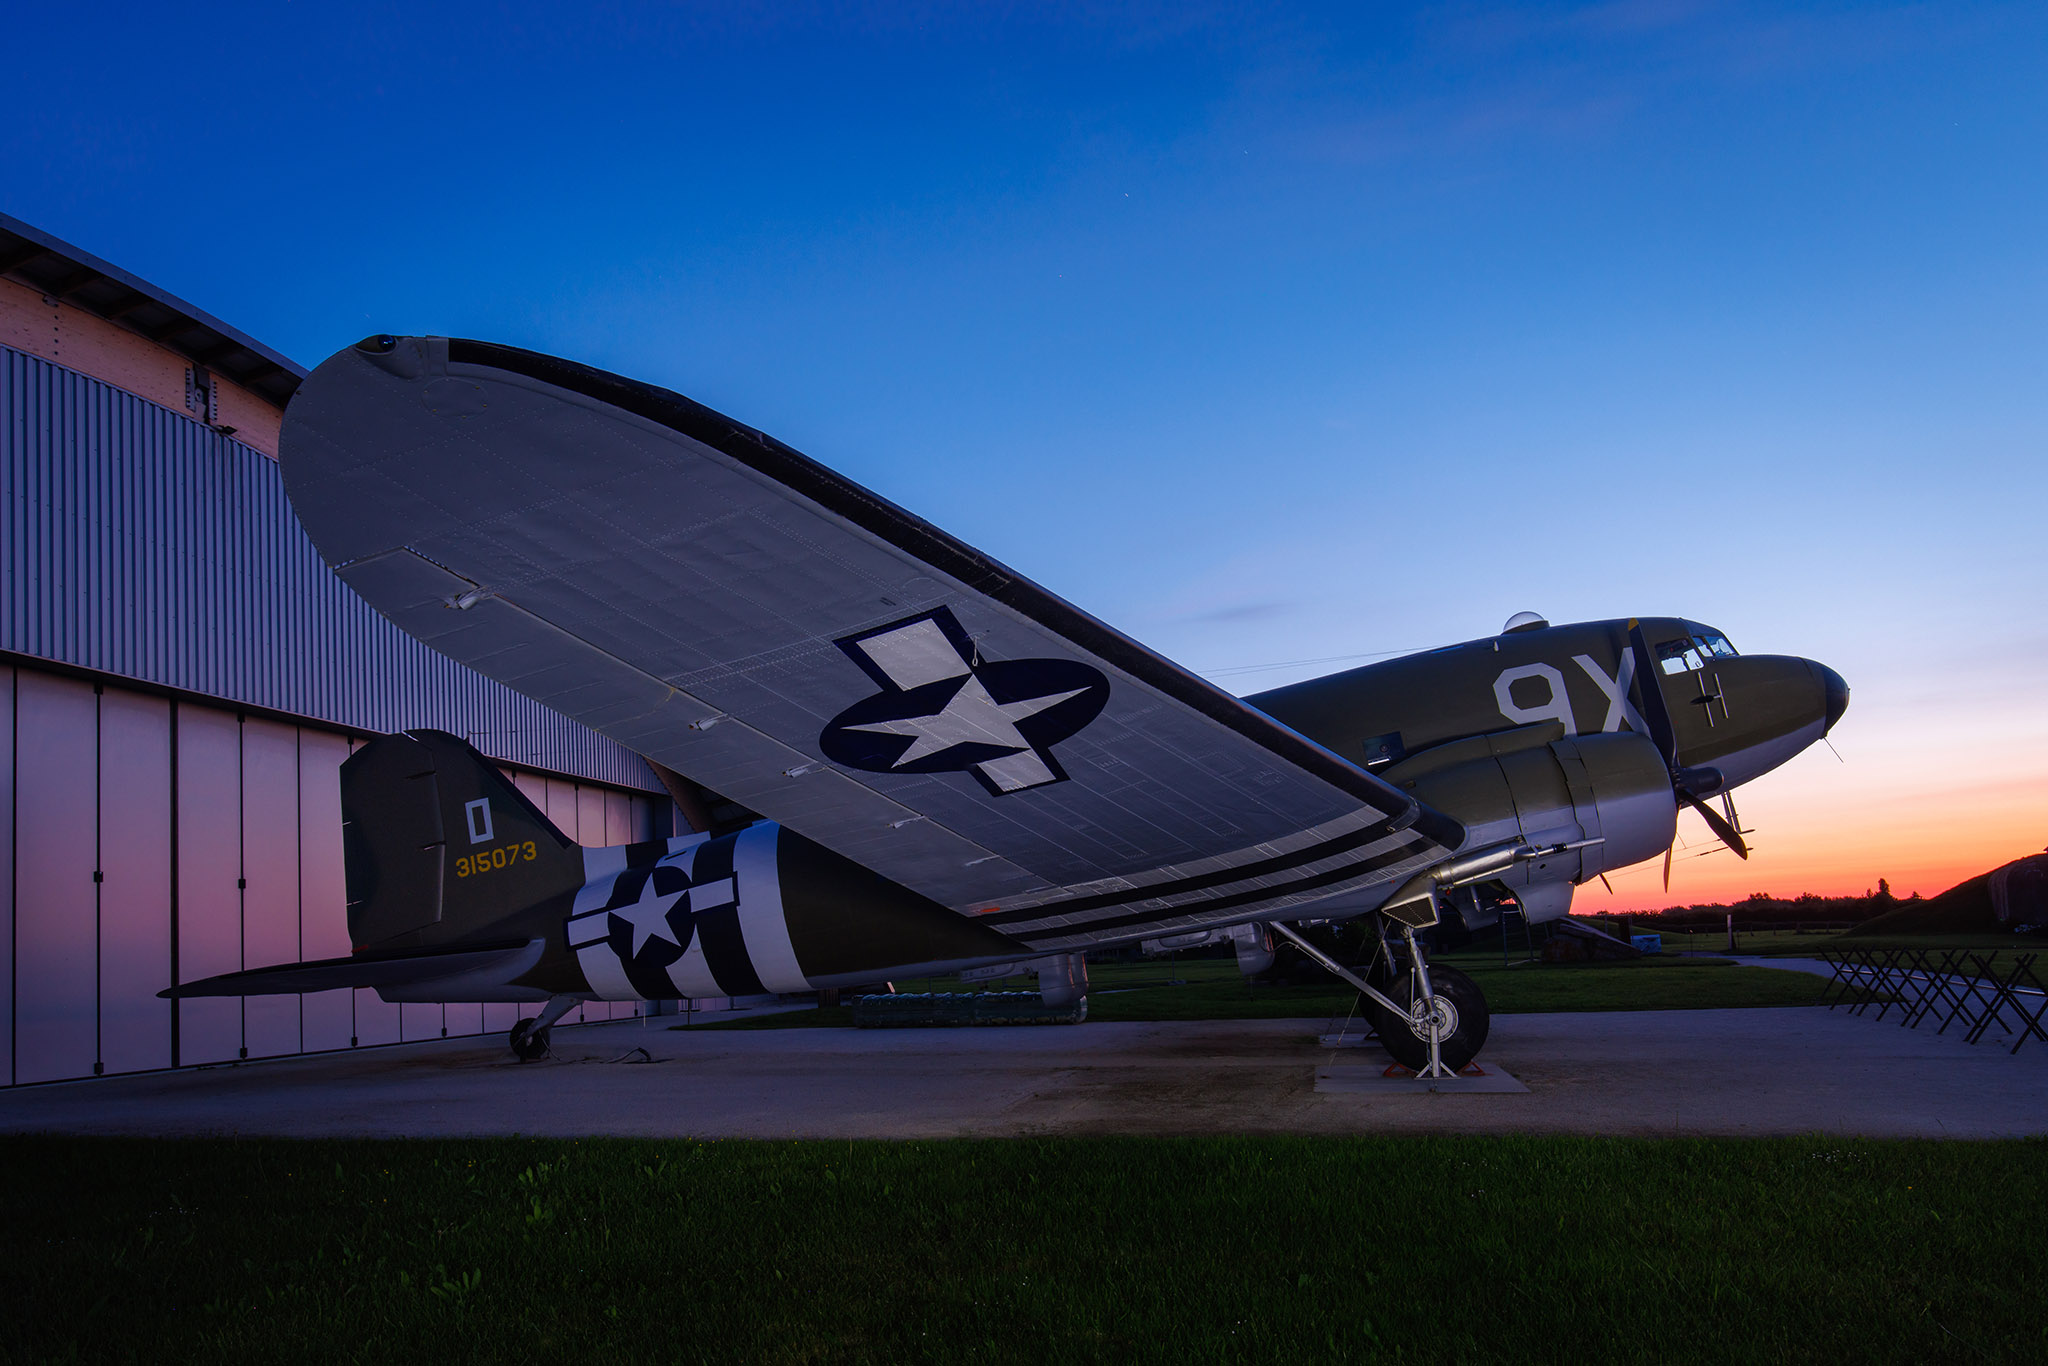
1683, 791, 1750, 860
1598, 872, 1615, 895
1626, 619, 1679, 767
1662, 843, 1673, 892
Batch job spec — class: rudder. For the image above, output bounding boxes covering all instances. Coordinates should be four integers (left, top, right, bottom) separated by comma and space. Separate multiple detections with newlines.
341, 729, 585, 950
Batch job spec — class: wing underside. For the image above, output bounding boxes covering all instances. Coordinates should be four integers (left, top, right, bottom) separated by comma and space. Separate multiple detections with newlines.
279, 337, 1462, 947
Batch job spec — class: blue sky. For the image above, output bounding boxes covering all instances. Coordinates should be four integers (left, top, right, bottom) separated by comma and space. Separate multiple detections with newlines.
8, 2, 2045, 897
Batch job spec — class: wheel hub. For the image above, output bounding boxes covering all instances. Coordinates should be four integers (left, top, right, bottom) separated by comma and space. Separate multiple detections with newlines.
1406, 993, 1459, 1044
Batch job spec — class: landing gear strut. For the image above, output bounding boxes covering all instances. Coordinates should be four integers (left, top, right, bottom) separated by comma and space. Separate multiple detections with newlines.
508, 994, 582, 1062
1369, 957, 1490, 1074
1269, 917, 1490, 1077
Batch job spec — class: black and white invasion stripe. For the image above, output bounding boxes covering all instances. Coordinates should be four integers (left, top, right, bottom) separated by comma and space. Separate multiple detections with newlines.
978, 806, 1443, 950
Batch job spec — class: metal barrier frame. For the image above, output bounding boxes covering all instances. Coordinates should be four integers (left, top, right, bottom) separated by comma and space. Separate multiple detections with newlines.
1821, 949, 2045, 1055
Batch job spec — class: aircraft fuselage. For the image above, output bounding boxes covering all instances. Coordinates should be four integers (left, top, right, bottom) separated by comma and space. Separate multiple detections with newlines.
1250, 616, 1846, 805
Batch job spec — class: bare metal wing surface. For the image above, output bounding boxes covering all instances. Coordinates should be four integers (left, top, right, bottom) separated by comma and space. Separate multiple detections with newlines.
279, 337, 1463, 949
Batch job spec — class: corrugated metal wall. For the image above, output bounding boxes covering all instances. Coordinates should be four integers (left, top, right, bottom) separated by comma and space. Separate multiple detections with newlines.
1, 344, 660, 791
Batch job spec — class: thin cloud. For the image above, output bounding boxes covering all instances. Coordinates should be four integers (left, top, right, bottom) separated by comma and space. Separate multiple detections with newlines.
1206, 1, 1961, 171
1181, 599, 1296, 624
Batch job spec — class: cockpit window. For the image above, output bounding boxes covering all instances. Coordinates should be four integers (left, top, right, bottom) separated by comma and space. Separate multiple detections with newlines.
1695, 631, 1737, 659
1656, 638, 1703, 674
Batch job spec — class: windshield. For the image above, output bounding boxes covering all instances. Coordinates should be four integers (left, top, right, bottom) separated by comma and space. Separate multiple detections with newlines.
1696, 631, 1737, 659
1656, 638, 1703, 674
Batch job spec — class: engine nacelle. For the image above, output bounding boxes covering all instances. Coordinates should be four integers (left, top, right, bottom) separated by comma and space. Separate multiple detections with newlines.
1386, 726, 1676, 923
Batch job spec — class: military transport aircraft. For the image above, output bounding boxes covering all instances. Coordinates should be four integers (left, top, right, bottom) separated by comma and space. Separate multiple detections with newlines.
165, 336, 1849, 1077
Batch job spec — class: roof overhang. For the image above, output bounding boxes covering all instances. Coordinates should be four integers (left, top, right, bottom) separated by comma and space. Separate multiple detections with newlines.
0, 212, 305, 409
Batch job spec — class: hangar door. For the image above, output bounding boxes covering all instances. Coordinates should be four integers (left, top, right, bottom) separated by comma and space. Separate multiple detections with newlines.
2, 665, 664, 1086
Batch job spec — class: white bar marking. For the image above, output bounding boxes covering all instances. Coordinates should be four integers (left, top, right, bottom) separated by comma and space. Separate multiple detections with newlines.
858, 619, 971, 690
732, 825, 810, 993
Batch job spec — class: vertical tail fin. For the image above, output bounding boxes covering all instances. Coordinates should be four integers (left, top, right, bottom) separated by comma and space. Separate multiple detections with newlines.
340, 729, 585, 949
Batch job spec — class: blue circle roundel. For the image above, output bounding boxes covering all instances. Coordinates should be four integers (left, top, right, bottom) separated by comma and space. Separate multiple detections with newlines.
818, 608, 1109, 796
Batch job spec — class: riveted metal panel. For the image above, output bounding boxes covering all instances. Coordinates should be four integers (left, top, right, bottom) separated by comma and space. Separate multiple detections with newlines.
1, 345, 661, 793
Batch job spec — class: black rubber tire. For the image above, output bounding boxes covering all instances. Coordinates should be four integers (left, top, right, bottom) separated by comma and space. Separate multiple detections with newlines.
1373, 964, 1490, 1073
509, 1017, 550, 1062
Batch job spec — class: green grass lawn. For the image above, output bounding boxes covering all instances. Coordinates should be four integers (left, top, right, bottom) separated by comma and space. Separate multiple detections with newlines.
696, 954, 1828, 1030
5, 1135, 2041, 1364
1572, 925, 1853, 956
1598, 926, 2043, 957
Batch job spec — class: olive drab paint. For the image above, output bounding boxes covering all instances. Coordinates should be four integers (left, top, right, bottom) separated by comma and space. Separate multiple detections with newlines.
1252, 616, 1845, 801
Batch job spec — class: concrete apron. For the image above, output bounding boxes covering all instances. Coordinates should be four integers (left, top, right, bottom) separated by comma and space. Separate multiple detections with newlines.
0, 1005, 2043, 1140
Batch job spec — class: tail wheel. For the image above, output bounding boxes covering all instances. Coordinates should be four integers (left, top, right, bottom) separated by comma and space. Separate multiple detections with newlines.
1371, 964, 1490, 1073
509, 1017, 551, 1062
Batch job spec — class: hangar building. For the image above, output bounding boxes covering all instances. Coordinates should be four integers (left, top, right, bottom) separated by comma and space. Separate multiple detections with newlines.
0, 214, 681, 1086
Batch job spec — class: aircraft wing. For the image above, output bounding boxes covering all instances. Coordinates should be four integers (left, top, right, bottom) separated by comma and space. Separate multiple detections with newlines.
280, 337, 1463, 951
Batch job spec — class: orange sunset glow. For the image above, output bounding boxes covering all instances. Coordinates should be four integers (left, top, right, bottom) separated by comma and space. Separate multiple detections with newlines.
1573, 660, 2048, 913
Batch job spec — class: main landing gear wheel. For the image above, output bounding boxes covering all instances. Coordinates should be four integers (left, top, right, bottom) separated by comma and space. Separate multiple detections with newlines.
1372, 964, 1490, 1074
509, 1017, 551, 1062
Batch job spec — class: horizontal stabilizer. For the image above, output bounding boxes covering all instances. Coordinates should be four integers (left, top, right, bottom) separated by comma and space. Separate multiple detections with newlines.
159, 939, 544, 999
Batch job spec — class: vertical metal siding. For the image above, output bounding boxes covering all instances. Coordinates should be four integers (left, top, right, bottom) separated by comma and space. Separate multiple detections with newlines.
1, 346, 658, 791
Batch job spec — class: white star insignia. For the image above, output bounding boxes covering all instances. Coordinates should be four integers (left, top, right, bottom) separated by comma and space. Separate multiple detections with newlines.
609, 876, 686, 956
848, 674, 1088, 769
